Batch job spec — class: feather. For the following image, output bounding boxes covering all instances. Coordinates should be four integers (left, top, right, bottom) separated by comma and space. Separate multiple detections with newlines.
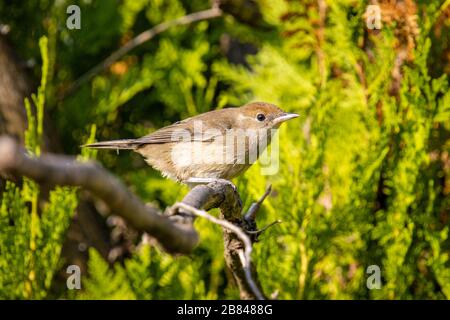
81, 139, 140, 150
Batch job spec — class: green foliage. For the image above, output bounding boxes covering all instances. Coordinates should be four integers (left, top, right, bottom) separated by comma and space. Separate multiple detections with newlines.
0, 36, 78, 299
24, 37, 48, 156
212, 0, 450, 299
80, 249, 136, 300
1, 0, 449, 300
82, 240, 230, 300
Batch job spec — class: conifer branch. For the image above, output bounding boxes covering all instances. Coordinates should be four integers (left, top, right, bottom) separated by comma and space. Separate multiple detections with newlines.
63, 7, 222, 98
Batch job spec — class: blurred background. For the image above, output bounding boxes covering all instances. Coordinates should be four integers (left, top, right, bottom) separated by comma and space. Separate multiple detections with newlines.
0, 0, 449, 299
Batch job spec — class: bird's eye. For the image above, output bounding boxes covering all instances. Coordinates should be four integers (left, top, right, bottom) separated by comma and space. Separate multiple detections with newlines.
256, 113, 266, 121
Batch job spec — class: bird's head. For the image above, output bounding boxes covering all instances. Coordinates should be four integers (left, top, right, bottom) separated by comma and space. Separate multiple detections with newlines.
233, 102, 299, 130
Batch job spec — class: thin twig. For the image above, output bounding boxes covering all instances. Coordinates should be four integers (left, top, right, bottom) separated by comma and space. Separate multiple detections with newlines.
174, 202, 265, 300
63, 7, 222, 98
237, 249, 262, 300
244, 184, 272, 222
246, 219, 282, 235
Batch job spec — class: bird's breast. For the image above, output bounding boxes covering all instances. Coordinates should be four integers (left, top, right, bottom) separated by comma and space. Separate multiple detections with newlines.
138, 129, 273, 181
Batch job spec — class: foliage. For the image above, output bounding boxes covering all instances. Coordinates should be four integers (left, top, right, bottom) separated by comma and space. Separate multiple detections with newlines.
0, 36, 78, 299
0, 0, 449, 299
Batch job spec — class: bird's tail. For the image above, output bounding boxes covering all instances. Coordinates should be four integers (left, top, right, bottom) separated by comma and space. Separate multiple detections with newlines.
81, 139, 140, 150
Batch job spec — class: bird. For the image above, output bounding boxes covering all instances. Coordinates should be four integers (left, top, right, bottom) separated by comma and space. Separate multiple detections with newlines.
83, 102, 298, 184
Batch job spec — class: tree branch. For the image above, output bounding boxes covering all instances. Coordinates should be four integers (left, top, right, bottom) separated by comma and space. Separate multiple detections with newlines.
173, 202, 264, 300
0, 134, 271, 299
0, 136, 198, 254
169, 181, 270, 299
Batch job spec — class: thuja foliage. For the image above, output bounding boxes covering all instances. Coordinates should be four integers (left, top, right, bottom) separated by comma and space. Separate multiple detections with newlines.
0, 0, 449, 299
0, 37, 78, 299
77, 0, 450, 300
218, 0, 450, 299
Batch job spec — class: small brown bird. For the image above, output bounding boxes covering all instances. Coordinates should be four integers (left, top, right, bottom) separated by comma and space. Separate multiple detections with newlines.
83, 102, 298, 184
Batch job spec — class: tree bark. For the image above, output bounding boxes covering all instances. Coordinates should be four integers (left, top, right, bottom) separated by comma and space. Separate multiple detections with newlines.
0, 35, 30, 142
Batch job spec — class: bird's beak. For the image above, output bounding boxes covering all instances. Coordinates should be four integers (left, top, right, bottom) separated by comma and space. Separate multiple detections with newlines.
273, 112, 299, 125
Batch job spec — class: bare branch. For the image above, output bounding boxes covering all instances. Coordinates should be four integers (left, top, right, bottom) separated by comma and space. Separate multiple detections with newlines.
63, 7, 222, 97
168, 179, 269, 299
0, 136, 198, 254
237, 249, 263, 300
0, 134, 270, 300
246, 219, 282, 235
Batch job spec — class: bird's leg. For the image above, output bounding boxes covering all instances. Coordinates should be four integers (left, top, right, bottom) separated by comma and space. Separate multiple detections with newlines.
184, 177, 219, 185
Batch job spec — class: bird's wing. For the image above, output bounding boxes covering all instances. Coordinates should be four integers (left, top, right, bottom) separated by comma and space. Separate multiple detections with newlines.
83, 119, 228, 150
135, 120, 225, 145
